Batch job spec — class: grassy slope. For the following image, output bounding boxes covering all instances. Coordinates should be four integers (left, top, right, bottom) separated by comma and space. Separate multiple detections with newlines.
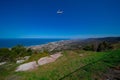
64, 50, 120, 80
0, 49, 120, 80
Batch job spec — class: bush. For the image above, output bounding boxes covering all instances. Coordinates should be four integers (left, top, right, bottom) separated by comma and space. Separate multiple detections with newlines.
83, 41, 113, 52
0, 48, 11, 62
83, 45, 93, 51
97, 41, 113, 52
0, 45, 34, 62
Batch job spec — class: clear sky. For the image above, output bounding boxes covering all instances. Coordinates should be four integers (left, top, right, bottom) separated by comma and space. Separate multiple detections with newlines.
0, 0, 120, 38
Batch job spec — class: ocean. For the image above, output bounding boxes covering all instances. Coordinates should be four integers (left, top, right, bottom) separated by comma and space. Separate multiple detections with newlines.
0, 38, 67, 48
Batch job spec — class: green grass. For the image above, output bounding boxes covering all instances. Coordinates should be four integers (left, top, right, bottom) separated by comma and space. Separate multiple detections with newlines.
0, 49, 120, 80
0, 62, 19, 80
63, 50, 120, 80
25, 52, 50, 63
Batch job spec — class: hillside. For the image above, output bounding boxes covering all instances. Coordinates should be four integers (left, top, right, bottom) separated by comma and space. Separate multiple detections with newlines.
0, 49, 120, 80
29, 37, 120, 52
0, 37, 120, 80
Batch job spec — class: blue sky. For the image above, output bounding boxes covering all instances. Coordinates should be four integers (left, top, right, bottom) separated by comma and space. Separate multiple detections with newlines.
0, 0, 120, 38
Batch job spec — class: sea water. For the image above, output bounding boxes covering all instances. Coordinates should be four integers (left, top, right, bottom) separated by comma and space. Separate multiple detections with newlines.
0, 38, 67, 48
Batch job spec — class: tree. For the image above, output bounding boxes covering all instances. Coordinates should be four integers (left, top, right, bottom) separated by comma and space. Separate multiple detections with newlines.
97, 41, 113, 52
97, 43, 105, 52
27, 48, 33, 55
11, 45, 27, 57
83, 45, 93, 51
0, 48, 10, 62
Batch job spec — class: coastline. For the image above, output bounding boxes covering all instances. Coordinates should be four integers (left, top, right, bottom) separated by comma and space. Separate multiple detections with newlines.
0, 38, 68, 48
28, 39, 73, 52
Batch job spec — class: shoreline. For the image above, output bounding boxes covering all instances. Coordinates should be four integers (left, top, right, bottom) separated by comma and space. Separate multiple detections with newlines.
27, 40, 66, 48
28, 39, 73, 51
0, 39, 69, 48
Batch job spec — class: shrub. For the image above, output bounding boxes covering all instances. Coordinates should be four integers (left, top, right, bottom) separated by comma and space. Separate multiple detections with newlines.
0, 48, 10, 62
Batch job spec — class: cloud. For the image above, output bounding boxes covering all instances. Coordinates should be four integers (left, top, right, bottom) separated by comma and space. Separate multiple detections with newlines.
57, 10, 63, 14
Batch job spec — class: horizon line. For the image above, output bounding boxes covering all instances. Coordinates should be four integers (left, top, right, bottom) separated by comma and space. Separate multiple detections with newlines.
0, 36, 120, 39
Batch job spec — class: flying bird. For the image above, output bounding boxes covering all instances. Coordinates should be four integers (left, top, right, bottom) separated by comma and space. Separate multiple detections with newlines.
57, 10, 63, 14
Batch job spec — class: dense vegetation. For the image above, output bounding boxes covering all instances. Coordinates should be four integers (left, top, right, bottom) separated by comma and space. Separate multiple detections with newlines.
83, 41, 113, 52
0, 40, 117, 63
0, 45, 32, 62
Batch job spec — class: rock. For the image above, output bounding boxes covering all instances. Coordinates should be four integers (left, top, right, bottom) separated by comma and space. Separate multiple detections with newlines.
50, 52, 62, 59
16, 60, 25, 64
38, 52, 62, 66
0, 62, 6, 66
38, 57, 55, 65
16, 56, 30, 64
15, 61, 38, 71
24, 56, 30, 60
79, 54, 84, 57
16, 53, 62, 72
